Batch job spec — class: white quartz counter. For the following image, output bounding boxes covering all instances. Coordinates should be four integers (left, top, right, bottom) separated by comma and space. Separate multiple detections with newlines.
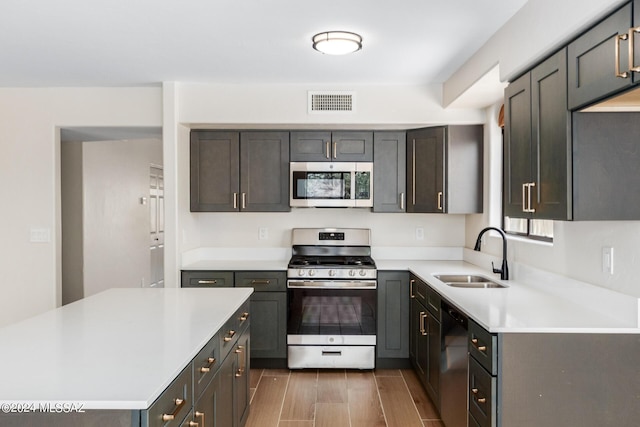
378, 260, 640, 334
0, 287, 253, 410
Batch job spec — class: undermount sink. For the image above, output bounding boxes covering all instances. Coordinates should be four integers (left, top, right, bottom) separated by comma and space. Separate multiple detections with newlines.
434, 274, 507, 289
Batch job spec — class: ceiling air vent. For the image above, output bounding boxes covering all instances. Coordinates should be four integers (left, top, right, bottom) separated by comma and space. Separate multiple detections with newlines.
308, 91, 356, 114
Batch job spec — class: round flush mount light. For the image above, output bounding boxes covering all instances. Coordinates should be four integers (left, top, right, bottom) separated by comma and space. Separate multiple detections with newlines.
312, 31, 363, 55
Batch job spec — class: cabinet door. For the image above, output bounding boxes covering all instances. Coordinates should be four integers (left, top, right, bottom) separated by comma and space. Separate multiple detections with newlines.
426, 314, 441, 405
503, 73, 533, 218
410, 299, 428, 385
216, 350, 234, 427
233, 329, 251, 427
190, 131, 240, 212
531, 48, 572, 220
331, 131, 374, 161
377, 271, 409, 358
246, 292, 286, 358
290, 131, 332, 161
567, 3, 633, 110
240, 131, 290, 212
194, 374, 218, 427
407, 128, 444, 213
373, 132, 407, 212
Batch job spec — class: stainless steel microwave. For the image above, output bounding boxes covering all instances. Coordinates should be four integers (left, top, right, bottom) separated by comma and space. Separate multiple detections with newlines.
290, 162, 373, 208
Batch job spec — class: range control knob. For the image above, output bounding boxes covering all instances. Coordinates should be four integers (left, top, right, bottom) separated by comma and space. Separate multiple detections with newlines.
309, 269, 316, 277
349, 269, 356, 277
359, 269, 367, 277
298, 269, 306, 277
329, 269, 336, 277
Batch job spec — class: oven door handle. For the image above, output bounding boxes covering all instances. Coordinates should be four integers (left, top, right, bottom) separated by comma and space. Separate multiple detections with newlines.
287, 280, 377, 289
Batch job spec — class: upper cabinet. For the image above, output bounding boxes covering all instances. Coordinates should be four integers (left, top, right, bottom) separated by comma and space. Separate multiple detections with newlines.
406, 126, 483, 214
373, 131, 406, 213
504, 48, 572, 221
290, 130, 373, 162
190, 130, 290, 212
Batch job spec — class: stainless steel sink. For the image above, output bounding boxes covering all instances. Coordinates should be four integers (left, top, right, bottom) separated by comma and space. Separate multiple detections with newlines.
434, 274, 507, 289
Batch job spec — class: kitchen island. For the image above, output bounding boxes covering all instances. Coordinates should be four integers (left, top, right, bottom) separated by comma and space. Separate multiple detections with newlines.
0, 287, 253, 427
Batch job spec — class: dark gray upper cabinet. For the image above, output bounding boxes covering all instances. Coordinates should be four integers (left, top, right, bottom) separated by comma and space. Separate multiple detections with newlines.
567, 2, 634, 110
573, 112, 640, 220
190, 130, 290, 212
505, 48, 572, 221
290, 130, 373, 161
373, 131, 407, 212
406, 125, 483, 214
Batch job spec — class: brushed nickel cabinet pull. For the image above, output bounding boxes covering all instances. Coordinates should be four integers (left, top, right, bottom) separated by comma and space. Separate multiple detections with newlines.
333, 141, 337, 159
241, 192, 246, 209
161, 397, 186, 421
437, 191, 443, 211
197, 280, 217, 285
224, 330, 236, 342
400, 192, 405, 210
616, 33, 630, 78
410, 279, 415, 298
522, 183, 527, 213
629, 27, 640, 72
233, 192, 238, 209
326, 141, 330, 159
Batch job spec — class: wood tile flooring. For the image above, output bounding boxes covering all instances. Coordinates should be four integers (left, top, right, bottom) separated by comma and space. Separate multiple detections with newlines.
247, 368, 445, 427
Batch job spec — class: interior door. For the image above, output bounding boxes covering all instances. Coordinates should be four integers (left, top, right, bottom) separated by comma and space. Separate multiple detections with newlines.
149, 165, 164, 288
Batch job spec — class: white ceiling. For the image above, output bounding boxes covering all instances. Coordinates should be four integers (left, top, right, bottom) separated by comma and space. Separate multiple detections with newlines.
1, 0, 527, 89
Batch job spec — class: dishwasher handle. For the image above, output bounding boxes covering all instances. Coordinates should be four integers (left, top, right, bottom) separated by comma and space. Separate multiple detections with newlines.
442, 301, 468, 329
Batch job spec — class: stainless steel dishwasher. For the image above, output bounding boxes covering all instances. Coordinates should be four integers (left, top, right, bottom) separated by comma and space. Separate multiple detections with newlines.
440, 301, 469, 427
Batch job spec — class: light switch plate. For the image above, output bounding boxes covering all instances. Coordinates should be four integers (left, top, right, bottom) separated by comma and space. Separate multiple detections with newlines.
602, 246, 614, 275
259, 227, 269, 240
30, 228, 51, 243
415, 227, 424, 241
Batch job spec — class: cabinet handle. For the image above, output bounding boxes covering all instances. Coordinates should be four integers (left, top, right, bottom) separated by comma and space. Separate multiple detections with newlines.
333, 141, 337, 159
233, 192, 238, 209
195, 410, 205, 427
241, 192, 246, 209
326, 141, 330, 159
400, 192, 405, 210
239, 312, 249, 321
420, 312, 427, 336
235, 345, 246, 377
437, 191, 443, 211
525, 182, 536, 213
615, 32, 630, 78
188, 421, 199, 427
471, 388, 487, 404
521, 183, 528, 213
412, 140, 416, 206
197, 280, 217, 285
250, 279, 271, 285
199, 357, 216, 373
630, 27, 640, 73
410, 279, 415, 298
161, 397, 186, 421
224, 330, 236, 342
471, 338, 487, 353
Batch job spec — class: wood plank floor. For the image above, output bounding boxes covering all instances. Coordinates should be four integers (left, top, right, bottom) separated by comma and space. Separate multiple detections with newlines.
247, 369, 445, 427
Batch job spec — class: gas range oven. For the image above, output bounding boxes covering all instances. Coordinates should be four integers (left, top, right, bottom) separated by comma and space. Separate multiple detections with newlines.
287, 228, 377, 369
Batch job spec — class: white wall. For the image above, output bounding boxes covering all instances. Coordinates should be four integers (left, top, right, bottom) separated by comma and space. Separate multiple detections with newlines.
0, 88, 161, 328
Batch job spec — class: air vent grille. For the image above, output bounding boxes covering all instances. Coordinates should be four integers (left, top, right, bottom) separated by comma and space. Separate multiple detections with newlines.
308, 91, 355, 113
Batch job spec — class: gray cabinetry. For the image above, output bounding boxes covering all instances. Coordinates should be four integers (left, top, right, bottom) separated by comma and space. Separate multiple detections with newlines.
567, 2, 634, 110
377, 271, 410, 363
182, 270, 287, 364
504, 48, 571, 220
190, 130, 290, 212
406, 126, 483, 214
467, 319, 497, 427
373, 131, 407, 212
290, 130, 373, 161
409, 274, 441, 409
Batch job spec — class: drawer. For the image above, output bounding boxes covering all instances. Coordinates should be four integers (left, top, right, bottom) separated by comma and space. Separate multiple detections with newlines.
468, 356, 497, 427
410, 275, 428, 307
424, 283, 441, 318
145, 363, 193, 427
235, 271, 286, 292
193, 332, 220, 400
181, 271, 234, 288
220, 299, 251, 359
469, 319, 498, 375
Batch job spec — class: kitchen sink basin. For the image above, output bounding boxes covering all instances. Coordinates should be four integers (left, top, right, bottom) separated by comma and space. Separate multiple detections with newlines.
434, 274, 507, 289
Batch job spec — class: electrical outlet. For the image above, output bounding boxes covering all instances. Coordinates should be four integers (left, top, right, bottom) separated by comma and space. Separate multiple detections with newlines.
30, 228, 51, 243
415, 227, 424, 241
602, 246, 614, 275
259, 227, 269, 240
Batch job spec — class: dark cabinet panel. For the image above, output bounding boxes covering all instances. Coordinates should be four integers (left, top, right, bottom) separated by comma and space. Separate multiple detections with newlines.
246, 292, 286, 358
407, 127, 443, 213
567, 2, 633, 110
504, 48, 571, 220
181, 271, 234, 288
290, 130, 373, 161
190, 131, 240, 212
373, 131, 406, 213
377, 271, 410, 359
233, 328, 250, 427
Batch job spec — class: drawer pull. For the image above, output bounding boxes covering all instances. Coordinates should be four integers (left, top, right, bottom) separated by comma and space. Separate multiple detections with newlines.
224, 330, 236, 342
471, 388, 487, 404
410, 279, 415, 298
477, 397, 487, 404
197, 280, 217, 285
419, 312, 427, 336
250, 279, 271, 285
471, 338, 487, 353
199, 357, 216, 373
195, 410, 205, 426
239, 312, 249, 321
161, 397, 186, 421
235, 345, 245, 354
188, 422, 198, 427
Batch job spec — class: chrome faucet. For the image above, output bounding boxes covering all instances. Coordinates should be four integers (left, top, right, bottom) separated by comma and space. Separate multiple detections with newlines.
474, 227, 509, 280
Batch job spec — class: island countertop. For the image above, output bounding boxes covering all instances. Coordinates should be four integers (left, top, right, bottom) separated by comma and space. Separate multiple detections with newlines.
0, 287, 253, 410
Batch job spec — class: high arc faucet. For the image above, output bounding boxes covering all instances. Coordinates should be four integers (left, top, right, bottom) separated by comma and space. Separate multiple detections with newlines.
474, 226, 509, 280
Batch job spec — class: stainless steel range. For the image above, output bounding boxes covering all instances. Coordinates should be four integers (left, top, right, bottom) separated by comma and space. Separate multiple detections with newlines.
287, 228, 377, 369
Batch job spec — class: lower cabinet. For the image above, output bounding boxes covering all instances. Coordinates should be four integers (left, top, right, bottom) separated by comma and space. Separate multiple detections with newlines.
377, 271, 410, 363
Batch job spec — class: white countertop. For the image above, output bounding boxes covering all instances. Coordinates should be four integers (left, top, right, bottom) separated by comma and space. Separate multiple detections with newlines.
0, 287, 253, 410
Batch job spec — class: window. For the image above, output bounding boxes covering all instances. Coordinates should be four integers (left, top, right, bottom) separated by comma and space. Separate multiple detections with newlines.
504, 216, 554, 241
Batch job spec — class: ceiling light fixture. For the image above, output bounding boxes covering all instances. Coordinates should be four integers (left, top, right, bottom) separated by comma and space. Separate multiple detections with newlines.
312, 31, 362, 55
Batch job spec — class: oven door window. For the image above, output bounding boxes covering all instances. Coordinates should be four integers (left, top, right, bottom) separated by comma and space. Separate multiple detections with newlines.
287, 288, 376, 335
292, 171, 351, 200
